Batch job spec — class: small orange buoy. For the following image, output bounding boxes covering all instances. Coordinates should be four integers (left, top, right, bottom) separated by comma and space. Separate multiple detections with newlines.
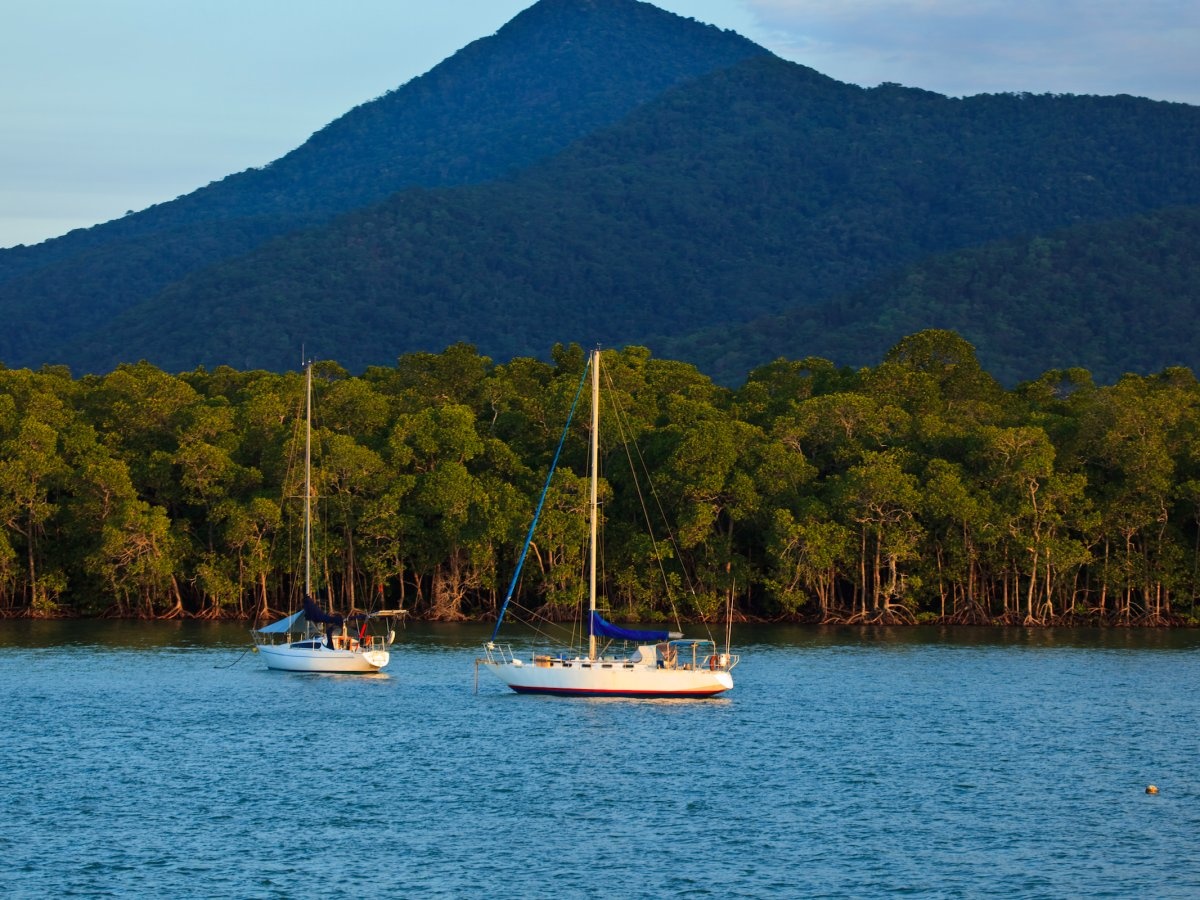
1146, 785, 1159, 795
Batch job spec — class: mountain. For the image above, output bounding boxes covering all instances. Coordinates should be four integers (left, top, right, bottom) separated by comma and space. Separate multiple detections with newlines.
65, 57, 1200, 374
2, 0, 1199, 381
0, 0, 764, 365
661, 205, 1200, 386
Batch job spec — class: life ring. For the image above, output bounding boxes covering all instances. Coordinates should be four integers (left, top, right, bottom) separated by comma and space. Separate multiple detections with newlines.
709, 655, 718, 671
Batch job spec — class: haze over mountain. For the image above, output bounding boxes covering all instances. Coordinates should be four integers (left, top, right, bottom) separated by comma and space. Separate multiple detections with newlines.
2, 0, 1198, 383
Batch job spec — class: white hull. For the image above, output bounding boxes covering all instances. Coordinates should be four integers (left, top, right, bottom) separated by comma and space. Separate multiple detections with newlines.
481, 656, 732, 698
258, 643, 389, 673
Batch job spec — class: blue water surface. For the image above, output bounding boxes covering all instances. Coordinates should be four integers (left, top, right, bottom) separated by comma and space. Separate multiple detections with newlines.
0, 622, 1196, 898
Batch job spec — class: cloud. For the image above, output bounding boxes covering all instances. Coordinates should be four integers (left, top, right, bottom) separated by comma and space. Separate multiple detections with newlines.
739, 0, 1200, 102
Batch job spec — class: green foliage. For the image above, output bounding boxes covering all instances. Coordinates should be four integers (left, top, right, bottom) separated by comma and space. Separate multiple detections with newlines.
2, 14, 1199, 384
0, 0, 763, 370
80, 76, 1200, 378
0, 335, 1196, 626
682, 206, 1200, 386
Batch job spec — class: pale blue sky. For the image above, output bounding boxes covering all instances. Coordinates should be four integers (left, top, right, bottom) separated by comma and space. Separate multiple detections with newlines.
2, 0, 1197, 249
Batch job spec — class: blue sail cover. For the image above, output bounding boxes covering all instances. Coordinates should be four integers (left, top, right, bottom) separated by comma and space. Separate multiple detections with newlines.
303, 595, 343, 626
301, 596, 369, 624
590, 611, 670, 643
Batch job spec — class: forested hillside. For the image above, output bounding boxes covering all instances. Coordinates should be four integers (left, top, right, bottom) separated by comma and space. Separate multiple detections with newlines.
2, 335, 1198, 627
57, 69, 1200, 376
1, 2, 1198, 382
665, 205, 1200, 385
0, 0, 763, 366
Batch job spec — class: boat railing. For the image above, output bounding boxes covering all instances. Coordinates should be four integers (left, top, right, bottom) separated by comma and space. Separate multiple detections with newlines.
702, 653, 740, 671
357, 634, 393, 651
660, 651, 740, 672
481, 641, 738, 671
252, 630, 311, 648
658, 640, 739, 672
481, 642, 515, 665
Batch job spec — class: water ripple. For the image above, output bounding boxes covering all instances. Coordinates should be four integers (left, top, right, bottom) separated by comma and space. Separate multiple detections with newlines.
1, 622, 1198, 897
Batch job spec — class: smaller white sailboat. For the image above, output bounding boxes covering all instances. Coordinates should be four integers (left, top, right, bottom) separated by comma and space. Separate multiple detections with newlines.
252, 362, 399, 674
254, 599, 397, 674
479, 348, 738, 698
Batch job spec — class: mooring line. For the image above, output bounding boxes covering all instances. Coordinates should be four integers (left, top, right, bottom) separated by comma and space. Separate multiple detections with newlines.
213, 645, 256, 669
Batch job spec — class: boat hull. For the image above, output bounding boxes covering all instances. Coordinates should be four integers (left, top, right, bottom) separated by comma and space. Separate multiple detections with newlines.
481, 659, 731, 698
257, 644, 389, 673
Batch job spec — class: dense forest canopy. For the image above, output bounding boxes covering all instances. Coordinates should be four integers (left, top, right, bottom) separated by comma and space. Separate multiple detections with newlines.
0, 0, 1197, 385
665, 205, 1200, 385
2, 333, 1198, 627
0, 0, 764, 367
51, 62, 1200, 377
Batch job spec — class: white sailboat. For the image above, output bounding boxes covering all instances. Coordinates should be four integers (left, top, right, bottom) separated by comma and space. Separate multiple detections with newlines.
479, 348, 738, 698
252, 363, 399, 674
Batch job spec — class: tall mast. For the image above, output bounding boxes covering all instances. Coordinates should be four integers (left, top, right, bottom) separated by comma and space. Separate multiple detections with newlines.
588, 348, 600, 661
304, 362, 313, 599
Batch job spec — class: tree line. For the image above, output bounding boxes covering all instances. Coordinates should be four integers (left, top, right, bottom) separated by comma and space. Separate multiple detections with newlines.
1, 331, 1198, 626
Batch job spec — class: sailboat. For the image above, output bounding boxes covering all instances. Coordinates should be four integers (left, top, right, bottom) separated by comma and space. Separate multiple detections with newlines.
478, 348, 738, 697
252, 363, 399, 674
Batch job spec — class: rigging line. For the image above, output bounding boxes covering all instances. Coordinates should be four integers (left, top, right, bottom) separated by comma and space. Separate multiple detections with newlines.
600, 365, 693, 637
503, 598, 580, 639
509, 546, 589, 645
502, 608, 576, 647
501, 598, 594, 653
491, 359, 592, 642
607, 374, 719, 643
260, 373, 309, 620
571, 531, 587, 650
725, 580, 734, 659
625, 421, 702, 602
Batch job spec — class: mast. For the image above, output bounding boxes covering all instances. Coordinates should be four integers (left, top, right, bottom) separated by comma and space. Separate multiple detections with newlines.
588, 348, 600, 661
304, 362, 313, 599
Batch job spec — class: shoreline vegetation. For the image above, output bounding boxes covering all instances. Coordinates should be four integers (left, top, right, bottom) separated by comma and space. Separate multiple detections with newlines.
2, 331, 1199, 628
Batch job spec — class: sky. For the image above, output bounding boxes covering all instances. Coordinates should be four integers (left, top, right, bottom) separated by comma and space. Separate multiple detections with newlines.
2, 0, 1197, 249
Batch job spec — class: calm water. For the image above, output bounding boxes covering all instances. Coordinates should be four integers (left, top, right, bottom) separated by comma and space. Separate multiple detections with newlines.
1, 621, 1197, 898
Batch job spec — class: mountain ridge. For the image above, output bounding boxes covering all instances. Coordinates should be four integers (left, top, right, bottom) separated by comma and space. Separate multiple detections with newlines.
660, 204, 1200, 386
1, 0, 1198, 383
0, 0, 765, 362
58, 54, 1200, 375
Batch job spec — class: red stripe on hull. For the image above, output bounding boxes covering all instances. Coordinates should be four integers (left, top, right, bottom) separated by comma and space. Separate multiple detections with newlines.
509, 685, 728, 698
